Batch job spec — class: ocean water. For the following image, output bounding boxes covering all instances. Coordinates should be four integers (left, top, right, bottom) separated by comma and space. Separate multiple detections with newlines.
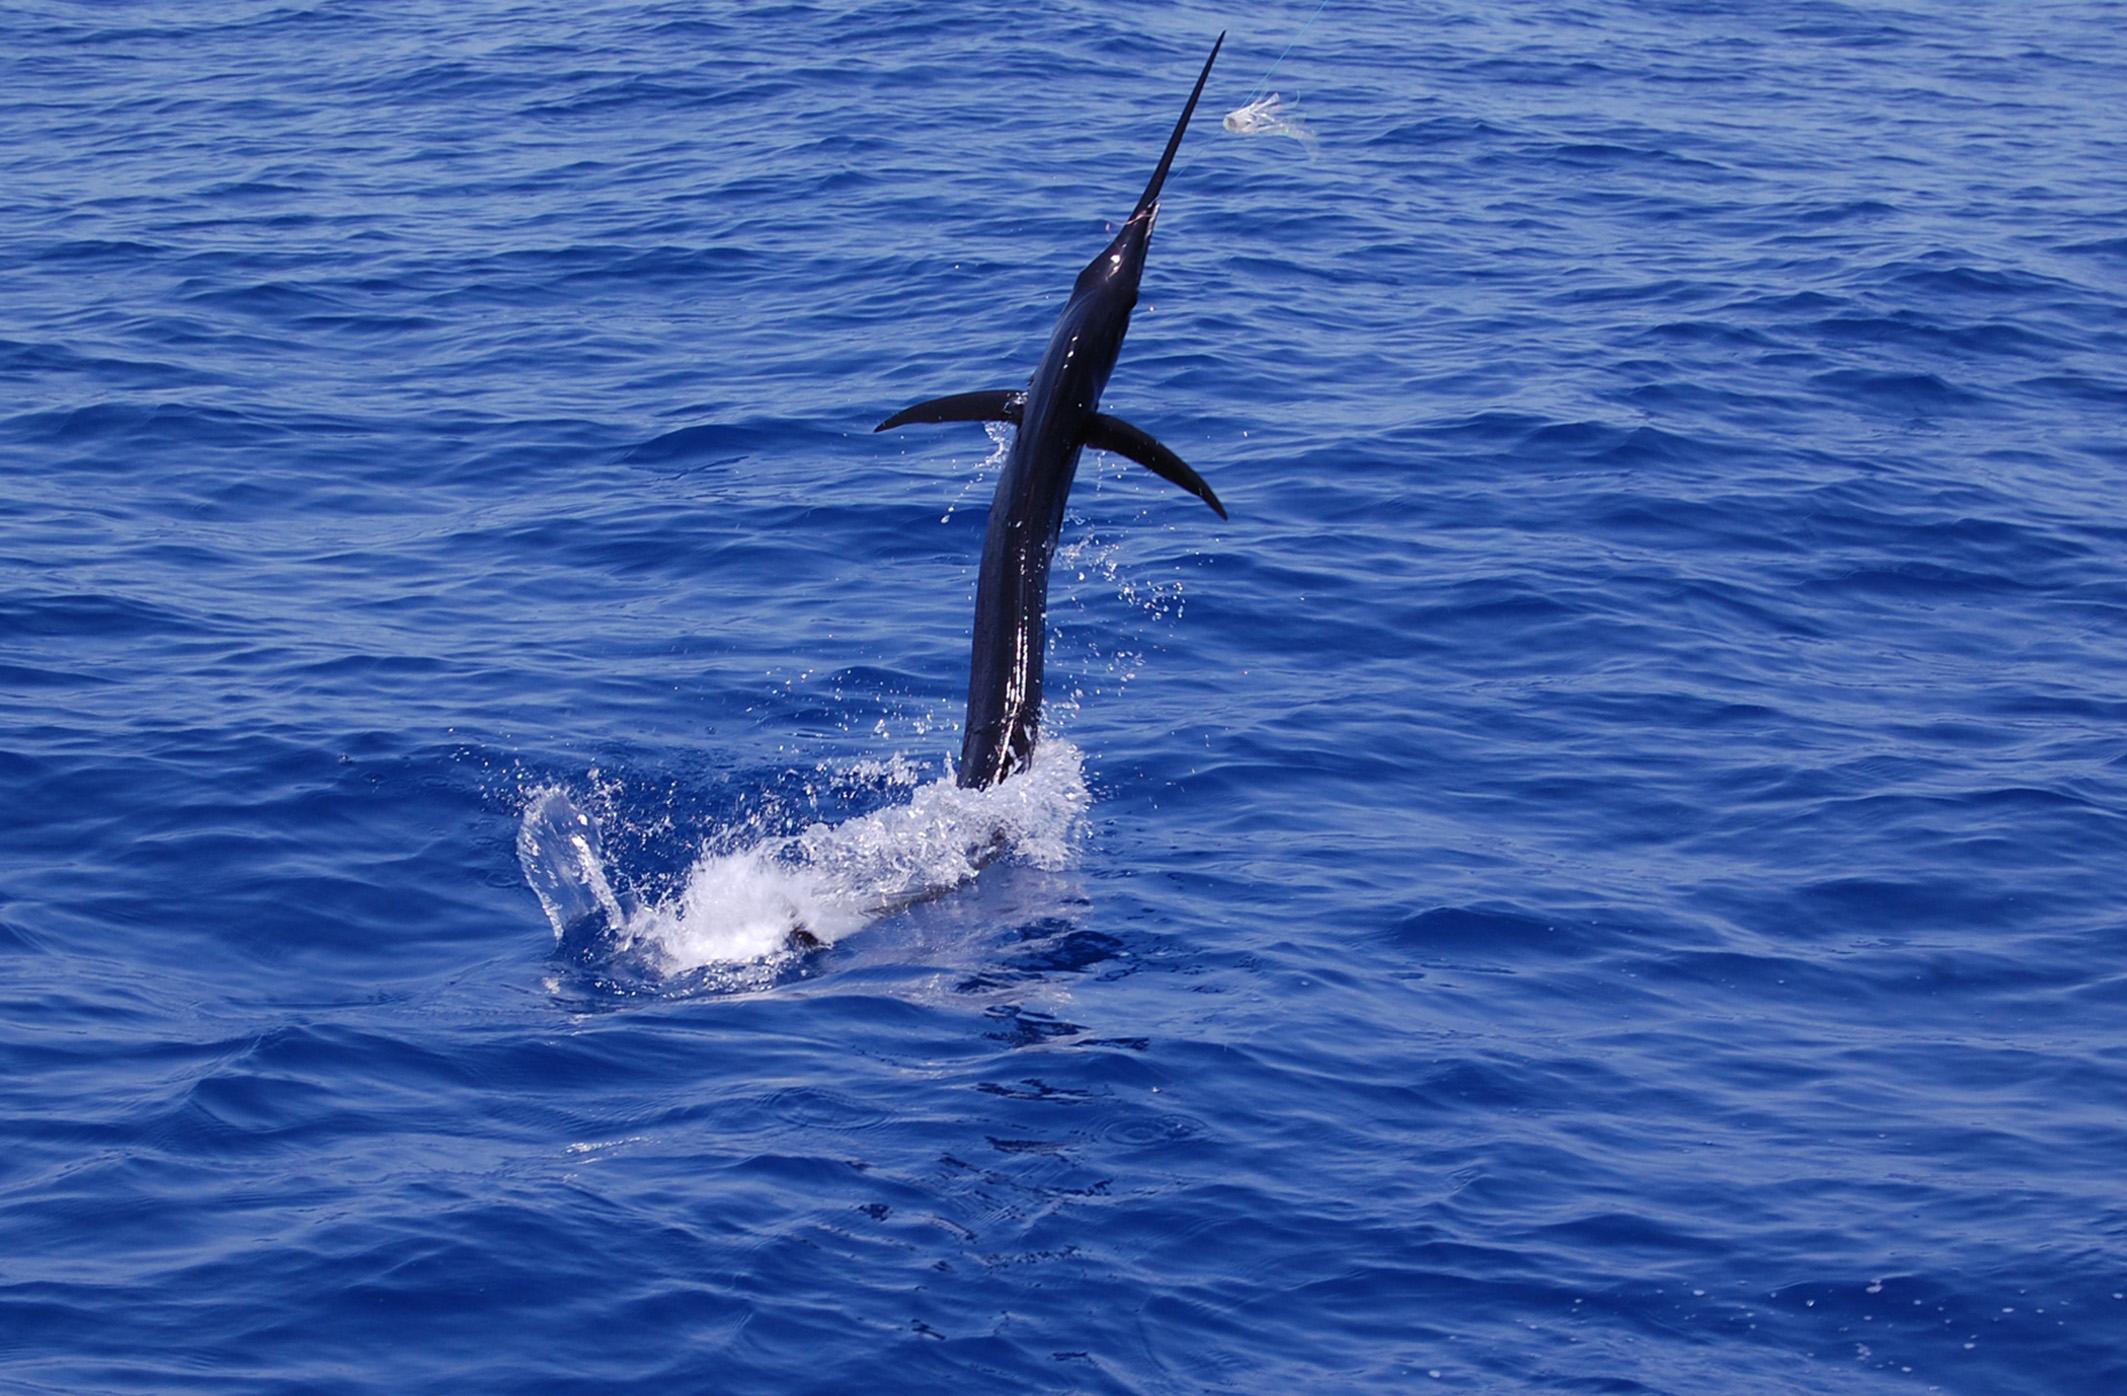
4, 1, 2125, 1391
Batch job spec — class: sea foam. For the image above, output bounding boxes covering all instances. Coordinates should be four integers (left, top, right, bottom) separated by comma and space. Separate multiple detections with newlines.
518, 741, 1089, 974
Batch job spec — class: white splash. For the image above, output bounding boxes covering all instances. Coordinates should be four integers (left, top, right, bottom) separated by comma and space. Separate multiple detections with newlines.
517, 741, 1090, 974
940, 421, 1013, 524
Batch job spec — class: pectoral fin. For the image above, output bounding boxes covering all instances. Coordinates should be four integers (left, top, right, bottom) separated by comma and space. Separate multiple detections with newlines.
875, 390, 1025, 433
1084, 413, 1227, 519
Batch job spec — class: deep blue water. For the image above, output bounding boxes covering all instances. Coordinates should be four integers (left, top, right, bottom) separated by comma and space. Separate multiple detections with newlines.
6, 1, 2127, 1391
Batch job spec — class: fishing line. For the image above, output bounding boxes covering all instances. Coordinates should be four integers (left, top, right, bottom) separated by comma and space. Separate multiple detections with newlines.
1241, 0, 1330, 105
1224, 0, 1328, 150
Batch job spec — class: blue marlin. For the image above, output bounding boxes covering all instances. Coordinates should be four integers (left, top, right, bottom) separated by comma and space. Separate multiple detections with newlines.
878, 34, 1229, 788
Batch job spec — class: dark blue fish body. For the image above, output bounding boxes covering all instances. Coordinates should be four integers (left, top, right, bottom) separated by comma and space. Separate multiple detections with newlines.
878, 35, 1229, 787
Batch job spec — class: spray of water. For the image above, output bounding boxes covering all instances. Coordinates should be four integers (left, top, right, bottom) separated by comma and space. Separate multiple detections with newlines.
518, 741, 1090, 976
517, 419, 1199, 985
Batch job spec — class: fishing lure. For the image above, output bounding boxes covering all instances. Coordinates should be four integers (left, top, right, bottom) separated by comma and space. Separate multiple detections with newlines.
1223, 91, 1317, 152
1222, 0, 1329, 151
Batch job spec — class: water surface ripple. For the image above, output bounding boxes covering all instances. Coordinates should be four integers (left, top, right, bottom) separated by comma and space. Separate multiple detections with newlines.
4, 2, 2125, 1392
